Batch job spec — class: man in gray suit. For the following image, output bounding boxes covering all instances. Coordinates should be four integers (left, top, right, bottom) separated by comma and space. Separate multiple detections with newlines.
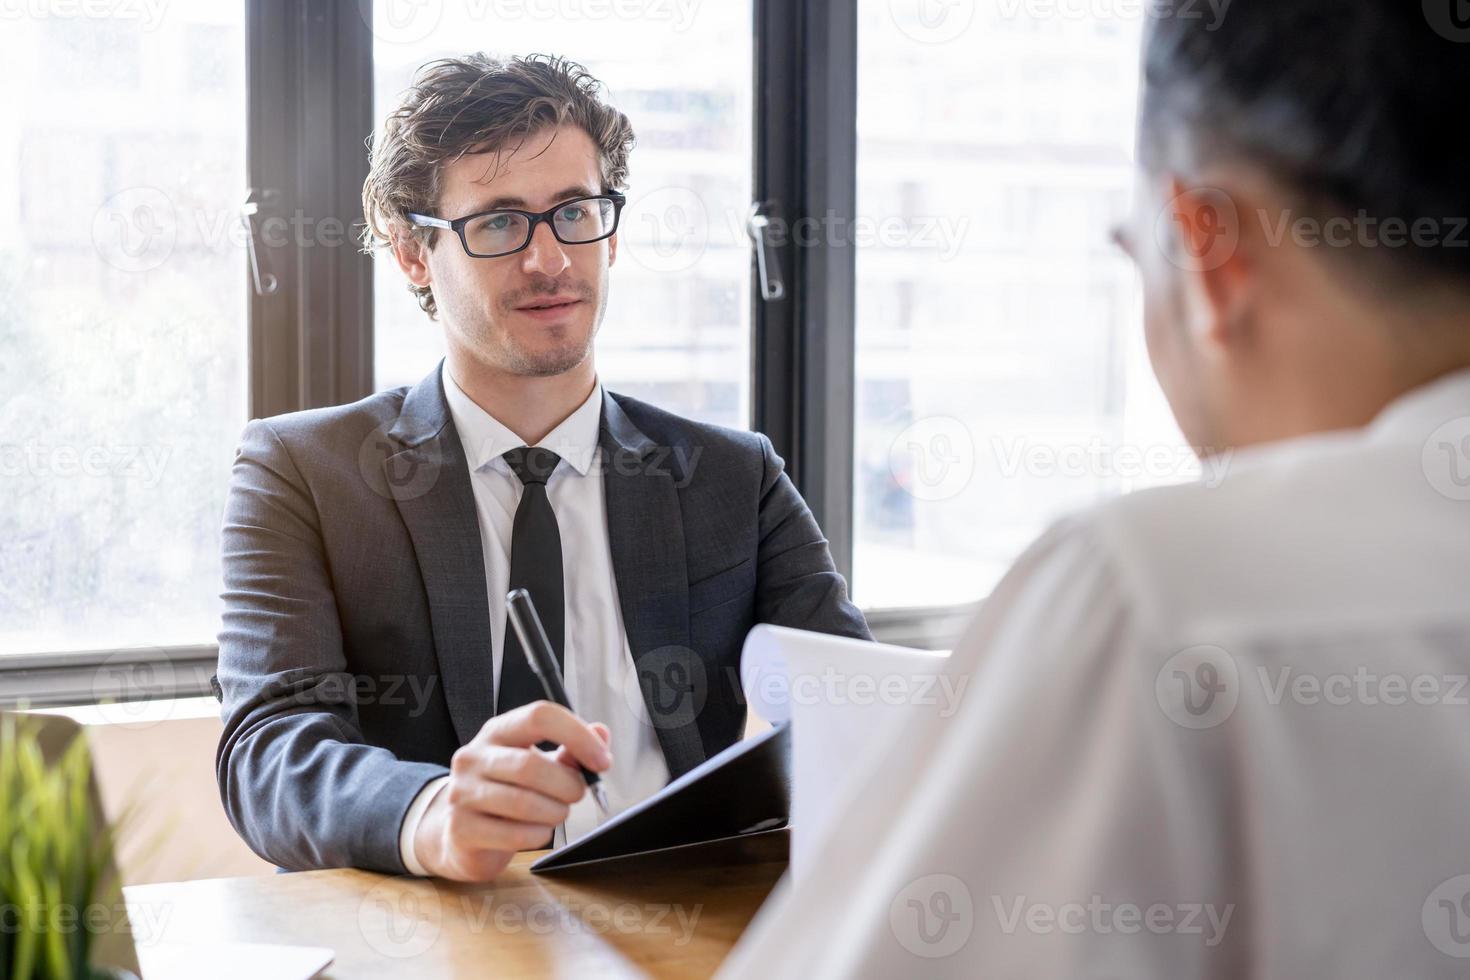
215, 53, 870, 882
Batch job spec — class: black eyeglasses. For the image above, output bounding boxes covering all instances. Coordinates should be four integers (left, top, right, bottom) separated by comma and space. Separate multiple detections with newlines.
408, 193, 627, 258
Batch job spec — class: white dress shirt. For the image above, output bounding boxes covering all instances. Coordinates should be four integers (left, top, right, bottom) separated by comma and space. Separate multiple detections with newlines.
399, 363, 671, 875
720, 369, 1470, 978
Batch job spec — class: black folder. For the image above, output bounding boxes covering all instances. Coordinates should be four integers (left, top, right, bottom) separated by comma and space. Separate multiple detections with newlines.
531, 721, 790, 873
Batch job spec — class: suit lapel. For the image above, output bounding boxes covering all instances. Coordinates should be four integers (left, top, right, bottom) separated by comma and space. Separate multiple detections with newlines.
600, 392, 705, 778
383, 362, 494, 746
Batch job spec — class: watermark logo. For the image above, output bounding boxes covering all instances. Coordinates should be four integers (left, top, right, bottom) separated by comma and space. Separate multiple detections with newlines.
1424, 0, 1470, 42
620, 645, 708, 730
1154, 186, 1240, 273
1155, 645, 1239, 729
624, 186, 709, 273
358, 878, 443, 959
889, 0, 975, 45
889, 416, 975, 502
890, 873, 974, 958
92, 187, 177, 274
1422, 417, 1470, 502
357, 419, 444, 502
359, 0, 443, 45
1424, 874, 1470, 957
89, 649, 177, 729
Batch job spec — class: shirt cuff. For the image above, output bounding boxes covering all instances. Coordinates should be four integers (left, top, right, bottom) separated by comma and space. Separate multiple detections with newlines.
399, 776, 451, 877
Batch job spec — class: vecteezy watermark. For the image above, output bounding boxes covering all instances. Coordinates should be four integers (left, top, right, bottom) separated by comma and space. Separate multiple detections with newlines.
88, 649, 179, 730
888, 0, 976, 45
0, 0, 170, 30
1423, 0, 1470, 43
0, 442, 173, 488
355, 880, 703, 958
625, 190, 973, 275
991, 895, 1234, 947
1422, 416, 1470, 502
357, 418, 445, 502
1424, 874, 1470, 957
890, 874, 975, 958
361, 0, 701, 45
620, 645, 709, 731
1157, 640, 1470, 730
1154, 188, 1470, 272
263, 672, 444, 719
890, 0, 1231, 44
1155, 645, 1240, 730
1258, 211, 1470, 252
991, 435, 1228, 489
994, 0, 1231, 28
1257, 666, 1470, 709
724, 209, 972, 262
745, 665, 970, 719
1154, 186, 1241, 273
889, 416, 977, 503
455, 895, 704, 944
92, 187, 177, 274
358, 878, 443, 959
1, 898, 158, 941
624, 186, 710, 273
92, 185, 356, 275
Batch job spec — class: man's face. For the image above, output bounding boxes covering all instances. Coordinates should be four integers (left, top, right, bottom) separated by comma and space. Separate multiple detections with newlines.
409, 124, 617, 377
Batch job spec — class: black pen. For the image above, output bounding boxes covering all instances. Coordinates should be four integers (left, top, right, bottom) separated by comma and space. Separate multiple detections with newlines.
505, 587, 611, 816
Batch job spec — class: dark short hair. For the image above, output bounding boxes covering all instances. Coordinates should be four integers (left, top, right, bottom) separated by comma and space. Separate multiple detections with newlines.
1140, 2, 1470, 290
361, 53, 636, 319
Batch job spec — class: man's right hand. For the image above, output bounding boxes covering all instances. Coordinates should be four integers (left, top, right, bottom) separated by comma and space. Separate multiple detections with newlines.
413, 701, 613, 882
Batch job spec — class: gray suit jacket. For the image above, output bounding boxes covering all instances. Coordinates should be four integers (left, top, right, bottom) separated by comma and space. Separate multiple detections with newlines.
215, 361, 871, 874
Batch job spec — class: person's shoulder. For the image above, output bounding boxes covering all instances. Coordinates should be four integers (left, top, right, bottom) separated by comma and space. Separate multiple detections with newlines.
1069, 427, 1437, 636
604, 390, 766, 456
240, 387, 411, 460
262, 387, 409, 435
1084, 426, 1399, 550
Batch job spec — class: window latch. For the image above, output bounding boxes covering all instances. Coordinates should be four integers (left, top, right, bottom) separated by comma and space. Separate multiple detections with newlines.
746, 202, 786, 302
240, 189, 280, 297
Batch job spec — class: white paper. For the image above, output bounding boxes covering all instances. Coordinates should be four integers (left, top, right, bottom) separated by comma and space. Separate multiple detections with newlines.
137, 942, 333, 980
740, 625, 948, 878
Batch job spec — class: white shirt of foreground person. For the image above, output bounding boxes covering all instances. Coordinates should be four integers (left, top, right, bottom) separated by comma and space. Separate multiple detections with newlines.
720, 369, 1470, 979
397, 363, 672, 875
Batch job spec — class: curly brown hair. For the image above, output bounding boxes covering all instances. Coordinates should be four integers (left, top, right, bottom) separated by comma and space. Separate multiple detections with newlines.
360, 53, 636, 320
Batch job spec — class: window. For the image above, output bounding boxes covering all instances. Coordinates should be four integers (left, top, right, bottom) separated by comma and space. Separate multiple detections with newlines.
0, 0, 1192, 691
370, 4, 754, 430
0, 4, 248, 655
850, 2, 1190, 609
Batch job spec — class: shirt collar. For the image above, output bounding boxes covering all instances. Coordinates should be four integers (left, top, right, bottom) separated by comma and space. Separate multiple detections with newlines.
1208, 366, 1470, 479
441, 361, 603, 477
1366, 366, 1470, 443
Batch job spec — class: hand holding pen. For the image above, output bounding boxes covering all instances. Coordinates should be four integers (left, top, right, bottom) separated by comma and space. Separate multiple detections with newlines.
506, 587, 612, 815
407, 591, 611, 881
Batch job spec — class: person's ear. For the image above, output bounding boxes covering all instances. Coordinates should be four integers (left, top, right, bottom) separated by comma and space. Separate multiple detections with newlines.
390, 225, 433, 289
1161, 176, 1259, 353
607, 229, 618, 268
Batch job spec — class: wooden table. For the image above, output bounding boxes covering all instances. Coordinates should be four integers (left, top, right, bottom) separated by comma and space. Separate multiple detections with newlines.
122, 830, 788, 979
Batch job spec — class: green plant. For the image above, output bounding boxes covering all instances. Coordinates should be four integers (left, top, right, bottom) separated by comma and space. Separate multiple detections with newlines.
0, 714, 128, 980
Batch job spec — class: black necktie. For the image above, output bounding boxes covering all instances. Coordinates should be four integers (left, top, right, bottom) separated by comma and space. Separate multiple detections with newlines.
496, 446, 565, 715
